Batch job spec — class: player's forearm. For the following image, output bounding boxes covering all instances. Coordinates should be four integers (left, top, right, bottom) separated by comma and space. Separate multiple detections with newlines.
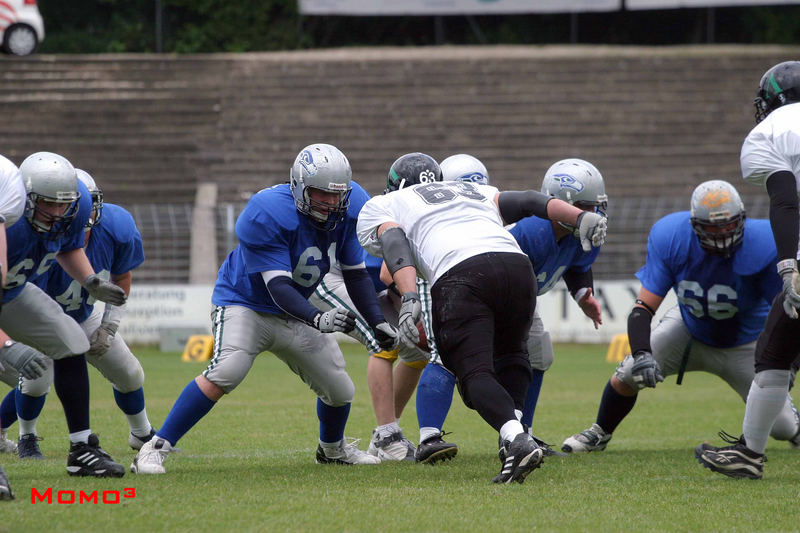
55, 248, 95, 283
342, 267, 384, 327
766, 171, 800, 262
264, 275, 319, 325
563, 268, 593, 299
111, 271, 132, 296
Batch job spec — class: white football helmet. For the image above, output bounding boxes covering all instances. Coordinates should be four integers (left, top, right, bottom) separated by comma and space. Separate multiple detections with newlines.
76, 169, 104, 229
690, 180, 746, 257
289, 143, 352, 231
440, 154, 489, 185
19, 151, 81, 239
541, 158, 607, 237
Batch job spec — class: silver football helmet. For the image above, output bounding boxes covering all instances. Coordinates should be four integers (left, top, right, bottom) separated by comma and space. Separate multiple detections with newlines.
541, 158, 607, 237
76, 169, 104, 229
690, 180, 746, 256
440, 154, 489, 185
19, 151, 81, 239
289, 143, 352, 231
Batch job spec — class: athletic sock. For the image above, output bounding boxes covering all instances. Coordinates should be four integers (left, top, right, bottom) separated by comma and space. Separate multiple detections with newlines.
595, 380, 637, 434
416, 363, 456, 443
0, 389, 17, 430
158, 380, 217, 446
743, 370, 791, 454
53, 355, 91, 435
521, 369, 544, 428
16, 391, 46, 436
317, 399, 350, 444
113, 387, 152, 436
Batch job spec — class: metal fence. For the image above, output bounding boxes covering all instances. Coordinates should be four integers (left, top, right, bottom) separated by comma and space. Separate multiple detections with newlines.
122, 194, 772, 284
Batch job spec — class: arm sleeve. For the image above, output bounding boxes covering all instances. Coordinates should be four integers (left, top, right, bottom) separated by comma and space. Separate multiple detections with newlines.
497, 190, 552, 224
627, 306, 653, 354
342, 268, 384, 327
265, 275, 319, 326
765, 170, 800, 261
563, 267, 593, 297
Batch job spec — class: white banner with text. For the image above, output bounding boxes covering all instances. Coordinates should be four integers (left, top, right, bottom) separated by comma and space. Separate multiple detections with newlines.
299, 0, 621, 16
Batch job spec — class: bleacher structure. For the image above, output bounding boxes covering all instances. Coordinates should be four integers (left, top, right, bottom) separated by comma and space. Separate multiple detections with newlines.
0, 46, 795, 282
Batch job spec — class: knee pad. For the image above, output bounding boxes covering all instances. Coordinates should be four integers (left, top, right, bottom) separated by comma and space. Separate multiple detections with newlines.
754, 369, 791, 389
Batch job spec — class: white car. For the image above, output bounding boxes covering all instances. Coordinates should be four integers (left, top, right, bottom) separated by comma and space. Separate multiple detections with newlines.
0, 0, 44, 56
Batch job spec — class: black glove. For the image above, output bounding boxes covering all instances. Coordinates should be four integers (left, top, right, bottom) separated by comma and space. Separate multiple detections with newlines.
630, 350, 664, 389
372, 321, 398, 351
313, 308, 357, 333
0, 341, 49, 380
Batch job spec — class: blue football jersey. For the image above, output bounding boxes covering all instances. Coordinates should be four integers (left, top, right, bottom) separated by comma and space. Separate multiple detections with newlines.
509, 215, 600, 295
3, 180, 92, 303
364, 254, 387, 293
212, 182, 370, 313
44, 203, 145, 322
637, 212, 780, 347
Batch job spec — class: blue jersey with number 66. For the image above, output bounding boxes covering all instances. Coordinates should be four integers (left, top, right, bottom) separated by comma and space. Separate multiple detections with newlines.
636, 212, 780, 348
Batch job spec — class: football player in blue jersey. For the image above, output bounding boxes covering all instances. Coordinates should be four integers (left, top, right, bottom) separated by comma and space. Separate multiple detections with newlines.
19, 169, 154, 451
564, 180, 800, 455
132, 143, 396, 474
1, 152, 127, 477
414, 157, 607, 463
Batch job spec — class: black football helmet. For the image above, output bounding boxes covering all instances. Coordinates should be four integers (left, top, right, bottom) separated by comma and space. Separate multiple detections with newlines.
384, 152, 442, 194
754, 61, 800, 123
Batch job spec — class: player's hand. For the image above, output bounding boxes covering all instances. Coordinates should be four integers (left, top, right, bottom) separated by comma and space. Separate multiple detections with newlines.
83, 275, 127, 306
314, 308, 357, 334
398, 292, 422, 348
630, 350, 664, 389
778, 261, 800, 319
372, 321, 398, 351
576, 212, 607, 252
0, 341, 48, 380
578, 288, 603, 329
88, 321, 119, 357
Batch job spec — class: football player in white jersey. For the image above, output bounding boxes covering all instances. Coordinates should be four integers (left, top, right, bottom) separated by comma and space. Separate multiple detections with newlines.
697, 61, 800, 479
357, 161, 607, 483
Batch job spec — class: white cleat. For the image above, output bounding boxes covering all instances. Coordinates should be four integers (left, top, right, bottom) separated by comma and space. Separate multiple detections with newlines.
367, 429, 414, 462
316, 438, 381, 465
131, 437, 174, 474
561, 423, 612, 453
0, 433, 17, 454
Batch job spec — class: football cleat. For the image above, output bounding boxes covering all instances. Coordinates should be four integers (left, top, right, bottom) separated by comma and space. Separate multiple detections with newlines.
367, 429, 415, 462
492, 432, 544, 484
316, 438, 380, 465
0, 432, 17, 454
415, 432, 458, 464
500, 431, 566, 462
695, 431, 765, 480
131, 437, 175, 474
0, 466, 13, 501
129, 427, 157, 450
67, 434, 125, 478
18, 433, 44, 460
561, 423, 612, 453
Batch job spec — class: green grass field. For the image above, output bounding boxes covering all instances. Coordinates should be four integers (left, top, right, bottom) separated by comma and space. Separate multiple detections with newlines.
4, 343, 800, 532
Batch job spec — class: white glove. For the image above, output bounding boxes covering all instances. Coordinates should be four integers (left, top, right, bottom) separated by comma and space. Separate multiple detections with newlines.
398, 292, 422, 349
778, 260, 800, 319
88, 321, 118, 357
314, 308, 356, 333
83, 275, 127, 306
0, 341, 48, 380
576, 212, 607, 252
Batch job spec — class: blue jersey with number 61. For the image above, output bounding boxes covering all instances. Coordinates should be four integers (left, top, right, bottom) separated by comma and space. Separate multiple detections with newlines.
636, 212, 780, 348
212, 182, 370, 314
43, 203, 144, 323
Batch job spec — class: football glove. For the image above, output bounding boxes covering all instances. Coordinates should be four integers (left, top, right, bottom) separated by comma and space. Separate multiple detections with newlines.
576, 212, 607, 252
83, 275, 127, 306
314, 308, 357, 334
398, 292, 422, 348
88, 321, 119, 357
778, 260, 800, 320
0, 341, 48, 380
372, 321, 398, 351
630, 350, 664, 389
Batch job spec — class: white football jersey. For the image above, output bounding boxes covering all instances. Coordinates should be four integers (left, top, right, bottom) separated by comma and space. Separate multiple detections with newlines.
0, 155, 26, 227
357, 182, 525, 285
740, 102, 800, 258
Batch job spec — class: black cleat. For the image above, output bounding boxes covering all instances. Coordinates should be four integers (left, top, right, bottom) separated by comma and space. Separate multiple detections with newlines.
67, 434, 125, 478
492, 432, 544, 484
415, 432, 458, 464
18, 433, 44, 460
695, 431, 764, 480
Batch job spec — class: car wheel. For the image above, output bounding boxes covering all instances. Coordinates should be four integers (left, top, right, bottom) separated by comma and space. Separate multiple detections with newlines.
2, 24, 38, 56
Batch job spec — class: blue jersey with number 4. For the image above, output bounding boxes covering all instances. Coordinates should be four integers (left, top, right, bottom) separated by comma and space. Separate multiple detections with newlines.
637, 212, 780, 347
44, 203, 145, 323
3, 180, 92, 304
509, 216, 600, 295
212, 182, 370, 313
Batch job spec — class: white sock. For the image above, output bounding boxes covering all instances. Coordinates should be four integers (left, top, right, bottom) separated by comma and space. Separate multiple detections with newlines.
376, 421, 401, 439
514, 409, 523, 422
743, 371, 790, 454
419, 427, 441, 444
18, 417, 37, 437
126, 409, 153, 437
69, 429, 92, 444
499, 420, 524, 444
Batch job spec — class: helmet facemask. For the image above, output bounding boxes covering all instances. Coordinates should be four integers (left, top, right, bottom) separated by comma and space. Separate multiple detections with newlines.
299, 185, 351, 231
20, 152, 81, 240
290, 144, 353, 232
690, 180, 746, 257
86, 188, 104, 229
25, 190, 81, 239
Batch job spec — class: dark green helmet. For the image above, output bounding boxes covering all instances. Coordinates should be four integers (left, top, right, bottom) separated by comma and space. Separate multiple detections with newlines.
385, 152, 441, 194
754, 61, 800, 123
